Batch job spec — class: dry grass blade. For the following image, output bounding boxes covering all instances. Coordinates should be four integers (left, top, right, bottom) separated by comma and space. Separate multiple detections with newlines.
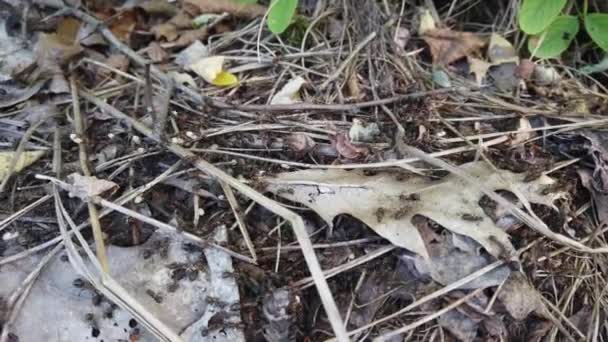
69, 75, 109, 272
79, 91, 350, 342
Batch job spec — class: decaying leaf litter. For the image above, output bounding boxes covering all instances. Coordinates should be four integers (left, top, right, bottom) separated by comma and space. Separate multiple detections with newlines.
1, 0, 608, 341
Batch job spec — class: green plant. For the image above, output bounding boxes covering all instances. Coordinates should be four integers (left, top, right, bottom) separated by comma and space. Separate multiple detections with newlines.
234, 0, 298, 34
518, 0, 608, 58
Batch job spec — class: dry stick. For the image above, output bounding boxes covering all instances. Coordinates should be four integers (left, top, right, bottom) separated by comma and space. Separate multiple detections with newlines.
154, 78, 174, 138
403, 145, 608, 254
80, 91, 350, 342
319, 31, 377, 90
0, 195, 52, 233
70, 75, 109, 273
374, 288, 484, 341
219, 181, 257, 262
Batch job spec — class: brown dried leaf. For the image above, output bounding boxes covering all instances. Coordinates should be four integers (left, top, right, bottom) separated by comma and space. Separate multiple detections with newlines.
147, 42, 168, 63
422, 28, 485, 66
151, 23, 178, 41
515, 59, 535, 80
334, 133, 368, 159
34, 33, 83, 74
184, 0, 266, 18
96, 54, 130, 81
172, 28, 209, 49
286, 133, 315, 153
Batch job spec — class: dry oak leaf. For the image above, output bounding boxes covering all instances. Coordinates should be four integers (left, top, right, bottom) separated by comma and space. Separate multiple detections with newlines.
184, 0, 266, 18
265, 162, 563, 261
422, 28, 485, 66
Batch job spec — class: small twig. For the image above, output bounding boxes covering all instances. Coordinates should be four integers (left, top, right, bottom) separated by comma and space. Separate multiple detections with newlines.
320, 31, 377, 90
219, 181, 257, 262
70, 75, 109, 272
0, 195, 52, 233
154, 78, 174, 138
144, 63, 155, 119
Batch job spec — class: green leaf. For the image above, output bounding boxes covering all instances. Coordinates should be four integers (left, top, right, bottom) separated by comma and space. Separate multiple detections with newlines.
519, 0, 567, 34
267, 0, 298, 34
528, 15, 579, 58
585, 13, 608, 52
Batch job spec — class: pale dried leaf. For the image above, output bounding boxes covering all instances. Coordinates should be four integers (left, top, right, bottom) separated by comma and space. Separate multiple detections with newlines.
188, 56, 224, 83
349, 119, 380, 143
67, 173, 118, 199
270, 76, 306, 105
168, 71, 197, 87
175, 41, 209, 67
497, 272, 543, 320
184, 0, 266, 18
0, 151, 46, 182
510, 117, 534, 145
151, 22, 178, 41
488, 33, 519, 64
438, 309, 479, 342
265, 162, 562, 261
413, 234, 511, 289
468, 57, 491, 86
394, 27, 410, 49
418, 9, 436, 34
422, 28, 485, 66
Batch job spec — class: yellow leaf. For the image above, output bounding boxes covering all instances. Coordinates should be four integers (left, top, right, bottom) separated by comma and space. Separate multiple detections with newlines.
211, 71, 238, 87
0, 151, 46, 182
418, 9, 436, 35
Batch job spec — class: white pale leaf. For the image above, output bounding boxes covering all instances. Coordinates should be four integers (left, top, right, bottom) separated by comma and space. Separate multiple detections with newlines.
270, 76, 306, 105
188, 56, 225, 83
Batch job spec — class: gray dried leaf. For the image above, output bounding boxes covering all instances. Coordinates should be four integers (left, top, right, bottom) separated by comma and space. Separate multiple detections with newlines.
66, 173, 118, 199
265, 162, 562, 261
497, 272, 543, 320
262, 287, 293, 342
438, 309, 480, 342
